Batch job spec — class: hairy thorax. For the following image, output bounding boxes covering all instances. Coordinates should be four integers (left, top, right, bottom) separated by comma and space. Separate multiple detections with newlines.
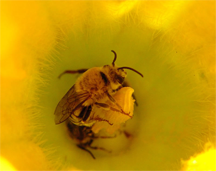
75, 67, 110, 105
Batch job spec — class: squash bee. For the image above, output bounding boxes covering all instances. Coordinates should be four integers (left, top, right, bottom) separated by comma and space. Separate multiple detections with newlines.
54, 50, 143, 127
67, 121, 111, 159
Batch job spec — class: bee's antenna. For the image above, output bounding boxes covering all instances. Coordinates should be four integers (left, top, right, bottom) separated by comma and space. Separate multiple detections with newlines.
118, 67, 144, 77
111, 50, 117, 66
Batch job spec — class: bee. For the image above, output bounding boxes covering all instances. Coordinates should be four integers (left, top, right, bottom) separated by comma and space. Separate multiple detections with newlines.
54, 50, 143, 127
66, 121, 110, 159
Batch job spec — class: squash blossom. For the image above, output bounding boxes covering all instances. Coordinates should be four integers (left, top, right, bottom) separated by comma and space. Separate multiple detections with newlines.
1, 1, 215, 170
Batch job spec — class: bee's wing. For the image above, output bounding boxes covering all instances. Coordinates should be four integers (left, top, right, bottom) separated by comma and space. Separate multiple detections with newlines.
54, 85, 90, 124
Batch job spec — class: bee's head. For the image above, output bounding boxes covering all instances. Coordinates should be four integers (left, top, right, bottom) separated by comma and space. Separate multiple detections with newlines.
102, 50, 143, 86
102, 65, 126, 85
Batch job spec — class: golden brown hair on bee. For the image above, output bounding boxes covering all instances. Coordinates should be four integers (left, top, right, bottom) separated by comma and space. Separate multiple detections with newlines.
67, 121, 112, 159
66, 121, 96, 159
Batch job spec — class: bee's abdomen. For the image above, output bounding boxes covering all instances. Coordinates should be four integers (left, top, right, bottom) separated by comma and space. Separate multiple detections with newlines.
78, 106, 92, 121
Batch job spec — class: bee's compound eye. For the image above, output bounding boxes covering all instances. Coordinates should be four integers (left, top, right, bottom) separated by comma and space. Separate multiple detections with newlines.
118, 68, 127, 75
116, 75, 125, 84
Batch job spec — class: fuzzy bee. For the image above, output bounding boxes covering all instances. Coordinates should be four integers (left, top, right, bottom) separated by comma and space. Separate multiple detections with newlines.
54, 50, 143, 127
66, 121, 110, 159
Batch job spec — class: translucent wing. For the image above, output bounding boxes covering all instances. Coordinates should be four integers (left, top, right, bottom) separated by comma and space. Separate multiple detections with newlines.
54, 85, 90, 124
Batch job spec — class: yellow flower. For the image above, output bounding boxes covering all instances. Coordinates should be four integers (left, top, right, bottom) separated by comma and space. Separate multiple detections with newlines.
1, 1, 215, 170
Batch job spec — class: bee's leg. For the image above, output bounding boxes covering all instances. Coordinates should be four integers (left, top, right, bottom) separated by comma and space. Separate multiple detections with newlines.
83, 139, 111, 154
86, 139, 111, 153
77, 144, 96, 159
93, 116, 113, 125
122, 81, 138, 106
89, 146, 111, 153
95, 102, 132, 118
105, 92, 132, 118
58, 69, 88, 79
93, 134, 116, 139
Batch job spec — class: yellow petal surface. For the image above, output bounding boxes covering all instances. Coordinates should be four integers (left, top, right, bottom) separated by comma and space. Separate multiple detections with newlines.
1, 1, 215, 170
